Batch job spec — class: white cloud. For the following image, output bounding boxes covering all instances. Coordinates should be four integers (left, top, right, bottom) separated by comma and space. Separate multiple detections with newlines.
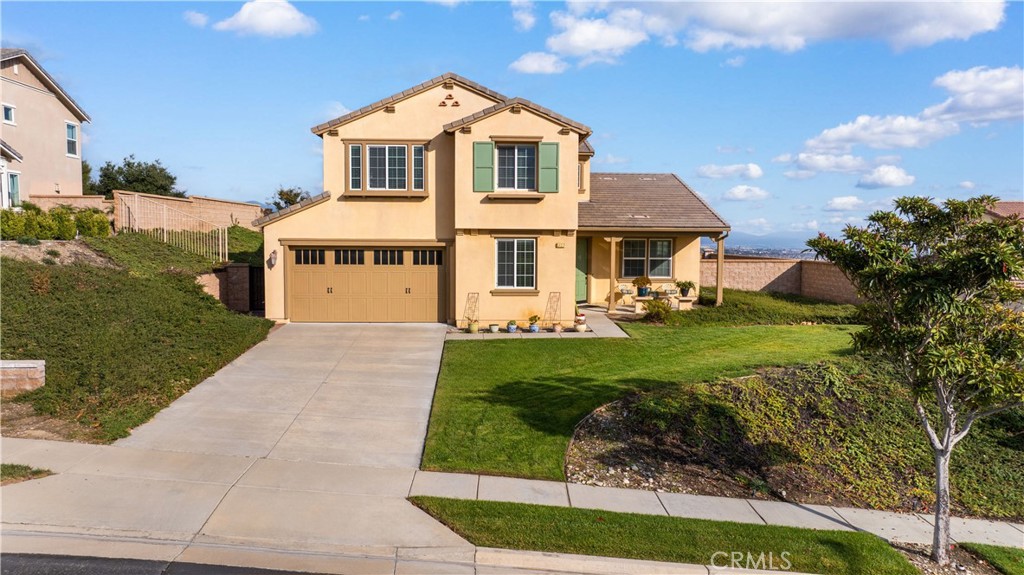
723, 55, 745, 68
184, 10, 209, 28
784, 170, 817, 180
789, 220, 819, 232
825, 196, 866, 211
358, 14, 370, 22
723, 185, 769, 201
696, 163, 763, 179
827, 216, 863, 225
959, 180, 977, 190
922, 66, 1024, 124
509, 52, 569, 75
596, 153, 630, 165
806, 115, 960, 153
213, 0, 318, 38
795, 153, 868, 173
856, 165, 915, 189
512, 0, 536, 31
546, 9, 652, 64
536, 3, 1005, 65
744, 218, 773, 234
388, 10, 402, 21
326, 101, 350, 118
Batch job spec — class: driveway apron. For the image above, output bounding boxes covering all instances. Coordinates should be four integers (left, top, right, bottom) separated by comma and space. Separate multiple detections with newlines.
4, 323, 470, 558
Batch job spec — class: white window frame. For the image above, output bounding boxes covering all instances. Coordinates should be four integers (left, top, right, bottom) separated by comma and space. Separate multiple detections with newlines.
2, 103, 15, 126
621, 238, 673, 279
496, 144, 537, 191
349, 144, 362, 190
65, 122, 79, 158
366, 144, 407, 191
495, 238, 536, 289
5, 171, 22, 208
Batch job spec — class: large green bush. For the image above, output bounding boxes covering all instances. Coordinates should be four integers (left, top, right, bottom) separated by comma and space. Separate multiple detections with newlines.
23, 211, 58, 240
50, 208, 77, 240
74, 209, 110, 238
1, 209, 26, 239
1, 206, 111, 240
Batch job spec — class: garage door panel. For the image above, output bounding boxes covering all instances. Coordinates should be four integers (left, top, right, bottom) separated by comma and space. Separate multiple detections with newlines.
288, 247, 443, 323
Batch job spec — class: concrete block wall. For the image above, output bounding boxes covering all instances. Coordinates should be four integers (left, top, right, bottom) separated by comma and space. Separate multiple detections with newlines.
197, 265, 251, 313
801, 260, 861, 304
1, 360, 45, 396
28, 195, 111, 213
113, 191, 264, 231
700, 258, 860, 305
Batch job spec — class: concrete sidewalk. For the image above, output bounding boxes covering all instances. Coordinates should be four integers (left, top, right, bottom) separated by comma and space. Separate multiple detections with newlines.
410, 470, 1024, 549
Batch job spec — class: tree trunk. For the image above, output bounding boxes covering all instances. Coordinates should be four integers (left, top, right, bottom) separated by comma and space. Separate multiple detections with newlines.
932, 449, 952, 565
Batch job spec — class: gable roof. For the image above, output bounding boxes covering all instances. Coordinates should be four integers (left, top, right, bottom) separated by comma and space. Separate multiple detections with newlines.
1, 48, 90, 123
252, 191, 331, 228
311, 72, 508, 135
987, 201, 1024, 220
579, 140, 595, 156
1, 139, 23, 162
443, 97, 592, 135
579, 173, 729, 231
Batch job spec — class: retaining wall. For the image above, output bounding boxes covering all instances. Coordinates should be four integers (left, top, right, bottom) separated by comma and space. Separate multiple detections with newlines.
700, 258, 860, 305
113, 191, 264, 231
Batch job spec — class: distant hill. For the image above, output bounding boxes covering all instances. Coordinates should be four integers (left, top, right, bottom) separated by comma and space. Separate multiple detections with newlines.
702, 231, 816, 250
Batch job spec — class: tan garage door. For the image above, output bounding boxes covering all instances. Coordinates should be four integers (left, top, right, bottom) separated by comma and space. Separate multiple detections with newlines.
288, 247, 444, 323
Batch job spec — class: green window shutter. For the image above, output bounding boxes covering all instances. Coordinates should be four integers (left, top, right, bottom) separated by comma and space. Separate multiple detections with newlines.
473, 141, 494, 192
538, 142, 559, 193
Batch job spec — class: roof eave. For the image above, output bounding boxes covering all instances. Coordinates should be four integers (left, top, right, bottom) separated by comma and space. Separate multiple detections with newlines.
252, 191, 331, 228
3, 51, 90, 123
577, 226, 731, 233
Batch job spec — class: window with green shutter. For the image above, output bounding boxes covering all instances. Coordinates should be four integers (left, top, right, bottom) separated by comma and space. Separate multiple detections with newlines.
473, 141, 494, 192
538, 142, 559, 193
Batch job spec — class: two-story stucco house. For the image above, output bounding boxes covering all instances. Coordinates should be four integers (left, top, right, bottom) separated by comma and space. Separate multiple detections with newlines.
256, 73, 729, 326
1, 48, 91, 209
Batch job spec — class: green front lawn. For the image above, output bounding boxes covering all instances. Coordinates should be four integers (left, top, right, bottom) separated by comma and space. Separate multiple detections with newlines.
423, 318, 857, 480
413, 497, 916, 575
1, 235, 272, 441
962, 544, 1024, 575
1, 464, 51, 484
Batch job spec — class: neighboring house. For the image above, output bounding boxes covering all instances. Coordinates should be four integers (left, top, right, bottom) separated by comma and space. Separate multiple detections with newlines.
1, 48, 91, 209
984, 200, 1024, 222
256, 73, 729, 325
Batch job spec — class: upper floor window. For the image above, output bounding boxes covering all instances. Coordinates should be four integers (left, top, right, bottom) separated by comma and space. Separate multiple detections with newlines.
2, 105, 15, 125
66, 123, 79, 157
497, 144, 536, 190
348, 143, 425, 192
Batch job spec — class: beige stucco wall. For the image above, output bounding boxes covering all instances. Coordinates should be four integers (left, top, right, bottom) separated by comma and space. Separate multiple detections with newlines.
582, 234, 702, 307
1, 58, 85, 200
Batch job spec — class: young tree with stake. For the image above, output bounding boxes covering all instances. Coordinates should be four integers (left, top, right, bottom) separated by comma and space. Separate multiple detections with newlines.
808, 196, 1024, 566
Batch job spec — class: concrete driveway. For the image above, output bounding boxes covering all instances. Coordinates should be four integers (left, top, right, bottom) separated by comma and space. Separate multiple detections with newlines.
3, 324, 474, 570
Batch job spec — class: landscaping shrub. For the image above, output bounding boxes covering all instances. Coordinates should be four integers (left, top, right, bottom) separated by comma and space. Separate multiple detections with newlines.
49, 208, 77, 240
1, 209, 25, 239
74, 209, 110, 238
642, 299, 673, 323
45, 249, 60, 257
675, 288, 857, 327
15, 236, 40, 246
22, 211, 58, 240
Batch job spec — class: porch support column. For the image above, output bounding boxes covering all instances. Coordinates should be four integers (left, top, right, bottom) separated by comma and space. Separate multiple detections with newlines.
606, 237, 620, 313
715, 233, 727, 307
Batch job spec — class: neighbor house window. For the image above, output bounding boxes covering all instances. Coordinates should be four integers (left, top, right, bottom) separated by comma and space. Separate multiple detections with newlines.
497, 144, 536, 190
496, 238, 536, 289
349, 145, 362, 190
2, 104, 14, 125
7, 173, 21, 207
622, 239, 673, 278
66, 123, 78, 157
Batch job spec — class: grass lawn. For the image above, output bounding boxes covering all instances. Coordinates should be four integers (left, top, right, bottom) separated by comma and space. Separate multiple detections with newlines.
0, 463, 51, 484
962, 544, 1024, 575
424, 289, 858, 480
1, 234, 272, 441
412, 497, 916, 575
227, 225, 264, 266
680, 287, 857, 326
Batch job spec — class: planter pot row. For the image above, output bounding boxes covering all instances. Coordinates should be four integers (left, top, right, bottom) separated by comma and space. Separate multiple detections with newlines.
466, 323, 586, 333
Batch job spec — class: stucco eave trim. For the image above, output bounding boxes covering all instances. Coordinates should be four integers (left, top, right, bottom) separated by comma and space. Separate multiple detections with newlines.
277, 239, 450, 247
252, 191, 331, 228
576, 227, 731, 234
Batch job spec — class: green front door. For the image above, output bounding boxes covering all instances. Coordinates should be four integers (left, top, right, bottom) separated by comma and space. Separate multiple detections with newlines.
575, 238, 589, 303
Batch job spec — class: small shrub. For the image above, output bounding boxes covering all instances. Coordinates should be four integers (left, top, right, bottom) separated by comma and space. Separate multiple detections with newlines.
41, 257, 57, 266
75, 209, 110, 238
643, 299, 673, 323
19, 201, 42, 214
0, 209, 26, 239
29, 270, 51, 294
16, 236, 40, 246
50, 208, 77, 240
45, 249, 61, 257
24, 211, 58, 240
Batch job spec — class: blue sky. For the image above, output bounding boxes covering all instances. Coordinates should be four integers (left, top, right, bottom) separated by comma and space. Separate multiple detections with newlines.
4, 1, 1022, 246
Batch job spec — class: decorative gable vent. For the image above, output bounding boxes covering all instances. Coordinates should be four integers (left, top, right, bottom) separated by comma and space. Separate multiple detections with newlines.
384, 104, 396, 113
327, 129, 339, 137
443, 79, 455, 89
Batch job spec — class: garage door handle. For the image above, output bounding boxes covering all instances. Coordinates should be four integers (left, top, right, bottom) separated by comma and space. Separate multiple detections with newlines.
405, 288, 411, 294
327, 287, 333, 294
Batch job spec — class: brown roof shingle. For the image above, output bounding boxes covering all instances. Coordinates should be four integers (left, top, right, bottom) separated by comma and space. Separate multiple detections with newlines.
579, 173, 729, 231
988, 201, 1024, 220
252, 191, 331, 228
310, 72, 508, 135
579, 140, 595, 156
443, 97, 591, 135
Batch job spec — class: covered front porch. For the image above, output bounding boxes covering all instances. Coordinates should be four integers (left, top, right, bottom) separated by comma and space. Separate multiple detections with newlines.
574, 232, 728, 313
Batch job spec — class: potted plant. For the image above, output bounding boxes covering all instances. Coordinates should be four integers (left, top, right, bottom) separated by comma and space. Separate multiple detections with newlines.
573, 312, 587, 332
466, 316, 479, 334
574, 304, 586, 325
632, 275, 652, 297
488, 323, 500, 333
552, 322, 563, 333
528, 314, 541, 333
506, 320, 518, 333
675, 280, 696, 297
